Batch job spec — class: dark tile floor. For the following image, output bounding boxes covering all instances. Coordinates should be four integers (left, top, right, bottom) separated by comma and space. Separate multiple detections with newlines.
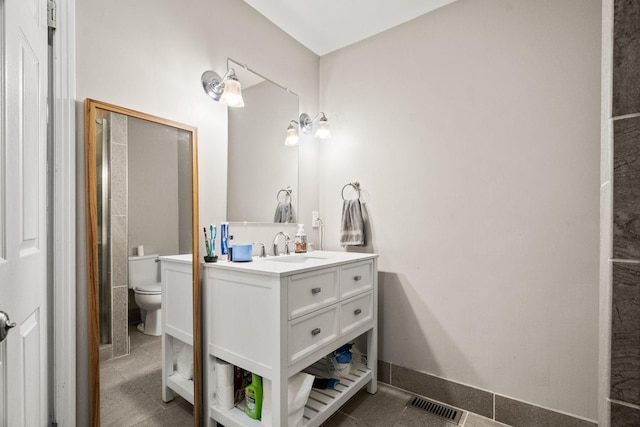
100, 328, 194, 427
101, 329, 509, 426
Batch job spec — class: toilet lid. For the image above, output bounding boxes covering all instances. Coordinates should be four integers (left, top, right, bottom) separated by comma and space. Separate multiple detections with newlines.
134, 282, 161, 295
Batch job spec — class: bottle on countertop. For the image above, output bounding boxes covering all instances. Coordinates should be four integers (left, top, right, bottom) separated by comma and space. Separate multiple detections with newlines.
244, 373, 263, 420
295, 224, 307, 253
220, 222, 229, 256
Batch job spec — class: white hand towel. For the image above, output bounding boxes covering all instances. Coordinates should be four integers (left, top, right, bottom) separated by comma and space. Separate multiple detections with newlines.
340, 199, 365, 246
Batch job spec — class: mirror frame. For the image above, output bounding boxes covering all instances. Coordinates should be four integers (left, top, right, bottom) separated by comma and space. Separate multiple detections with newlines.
84, 99, 201, 426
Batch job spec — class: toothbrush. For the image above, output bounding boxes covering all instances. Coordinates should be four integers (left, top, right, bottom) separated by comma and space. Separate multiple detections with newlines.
210, 224, 216, 256
204, 227, 212, 257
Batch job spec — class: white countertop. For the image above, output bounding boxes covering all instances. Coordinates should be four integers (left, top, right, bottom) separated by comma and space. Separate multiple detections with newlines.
159, 254, 193, 264
202, 250, 378, 277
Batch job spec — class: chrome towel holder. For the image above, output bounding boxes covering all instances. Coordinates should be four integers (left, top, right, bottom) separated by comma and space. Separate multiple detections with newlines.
341, 182, 361, 201
277, 186, 292, 202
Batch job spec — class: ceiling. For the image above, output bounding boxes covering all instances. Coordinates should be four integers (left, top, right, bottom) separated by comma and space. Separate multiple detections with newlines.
242, 0, 458, 56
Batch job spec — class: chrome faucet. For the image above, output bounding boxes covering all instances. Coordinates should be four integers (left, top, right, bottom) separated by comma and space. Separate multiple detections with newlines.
253, 242, 266, 258
272, 232, 291, 256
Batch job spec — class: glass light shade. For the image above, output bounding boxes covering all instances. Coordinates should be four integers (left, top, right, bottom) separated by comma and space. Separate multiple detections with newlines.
314, 118, 331, 139
220, 79, 245, 108
285, 126, 299, 146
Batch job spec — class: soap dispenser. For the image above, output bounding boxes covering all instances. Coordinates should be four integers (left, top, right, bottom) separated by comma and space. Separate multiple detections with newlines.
295, 224, 307, 253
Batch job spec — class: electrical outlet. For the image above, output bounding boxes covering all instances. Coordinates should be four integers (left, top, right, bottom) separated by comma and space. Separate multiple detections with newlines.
312, 211, 320, 228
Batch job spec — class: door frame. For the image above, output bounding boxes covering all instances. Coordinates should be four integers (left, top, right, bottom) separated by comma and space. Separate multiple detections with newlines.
50, 0, 76, 424
0, 0, 74, 422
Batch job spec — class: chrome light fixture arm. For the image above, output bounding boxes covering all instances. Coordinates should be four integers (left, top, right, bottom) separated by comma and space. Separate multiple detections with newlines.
299, 112, 326, 135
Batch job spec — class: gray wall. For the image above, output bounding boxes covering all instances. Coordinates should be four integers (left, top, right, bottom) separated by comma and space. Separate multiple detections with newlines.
128, 117, 180, 257
319, 0, 601, 420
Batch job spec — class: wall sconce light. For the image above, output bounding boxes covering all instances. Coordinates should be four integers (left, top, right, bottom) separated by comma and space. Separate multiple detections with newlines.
201, 69, 245, 108
284, 112, 331, 146
285, 121, 299, 146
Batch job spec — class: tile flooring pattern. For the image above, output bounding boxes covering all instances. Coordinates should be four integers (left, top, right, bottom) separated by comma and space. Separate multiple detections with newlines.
102, 330, 508, 426
100, 329, 194, 426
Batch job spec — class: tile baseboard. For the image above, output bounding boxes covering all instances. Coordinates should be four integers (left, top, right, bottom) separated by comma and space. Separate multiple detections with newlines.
495, 395, 596, 427
378, 360, 391, 384
379, 360, 596, 426
390, 363, 493, 418
610, 401, 640, 426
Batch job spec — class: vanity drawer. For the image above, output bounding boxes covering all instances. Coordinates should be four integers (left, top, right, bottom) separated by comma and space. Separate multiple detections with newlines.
289, 305, 338, 364
340, 261, 373, 299
340, 292, 373, 335
288, 268, 339, 319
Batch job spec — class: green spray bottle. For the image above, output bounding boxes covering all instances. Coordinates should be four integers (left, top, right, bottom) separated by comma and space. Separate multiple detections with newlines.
244, 373, 263, 420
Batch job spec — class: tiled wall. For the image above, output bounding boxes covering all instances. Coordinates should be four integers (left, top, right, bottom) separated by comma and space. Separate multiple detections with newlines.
609, 0, 640, 424
109, 112, 129, 359
378, 361, 597, 426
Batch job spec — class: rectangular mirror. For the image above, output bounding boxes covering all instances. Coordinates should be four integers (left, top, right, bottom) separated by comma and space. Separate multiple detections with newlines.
226, 59, 299, 223
84, 99, 201, 426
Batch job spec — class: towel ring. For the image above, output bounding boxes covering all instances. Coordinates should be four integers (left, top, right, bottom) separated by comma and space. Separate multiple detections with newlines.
277, 187, 292, 203
341, 182, 361, 201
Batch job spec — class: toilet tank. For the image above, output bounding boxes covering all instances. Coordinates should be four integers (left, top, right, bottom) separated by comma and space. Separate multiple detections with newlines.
127, 254, 160, 288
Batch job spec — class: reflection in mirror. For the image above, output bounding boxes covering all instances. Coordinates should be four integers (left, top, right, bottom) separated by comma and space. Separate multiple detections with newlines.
226, 59, 299, 223
85, 100, 201, 426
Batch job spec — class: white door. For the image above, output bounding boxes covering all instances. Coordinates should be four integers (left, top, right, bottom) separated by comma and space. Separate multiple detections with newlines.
0, 0, 49, 424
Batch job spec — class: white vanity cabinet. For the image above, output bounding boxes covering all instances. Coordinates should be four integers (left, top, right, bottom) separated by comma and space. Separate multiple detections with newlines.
203, 251, 378, 427
159, 254, 194, 404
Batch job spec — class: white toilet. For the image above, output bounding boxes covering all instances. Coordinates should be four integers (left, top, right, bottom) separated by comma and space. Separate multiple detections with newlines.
128, 254, 162, 336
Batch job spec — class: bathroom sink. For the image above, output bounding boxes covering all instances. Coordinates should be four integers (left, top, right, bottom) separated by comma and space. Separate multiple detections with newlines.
264, 255, 327, 264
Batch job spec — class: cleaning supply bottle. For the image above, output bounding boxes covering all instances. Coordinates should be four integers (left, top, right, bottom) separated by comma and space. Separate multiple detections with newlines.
244, 373, 263, 420
295, 224, 307, 253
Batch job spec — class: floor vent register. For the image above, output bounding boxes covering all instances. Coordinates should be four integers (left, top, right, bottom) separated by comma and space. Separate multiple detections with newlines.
409, 395, 464, 424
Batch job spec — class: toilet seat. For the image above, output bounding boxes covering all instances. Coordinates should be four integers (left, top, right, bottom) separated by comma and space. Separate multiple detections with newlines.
134, 282, 161, 295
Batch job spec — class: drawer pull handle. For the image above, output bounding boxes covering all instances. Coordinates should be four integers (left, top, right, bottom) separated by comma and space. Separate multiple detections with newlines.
311, 287, 321, 295
354, 308, 362, 315
353, 275, 362, 281
311, 328, 321, 336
